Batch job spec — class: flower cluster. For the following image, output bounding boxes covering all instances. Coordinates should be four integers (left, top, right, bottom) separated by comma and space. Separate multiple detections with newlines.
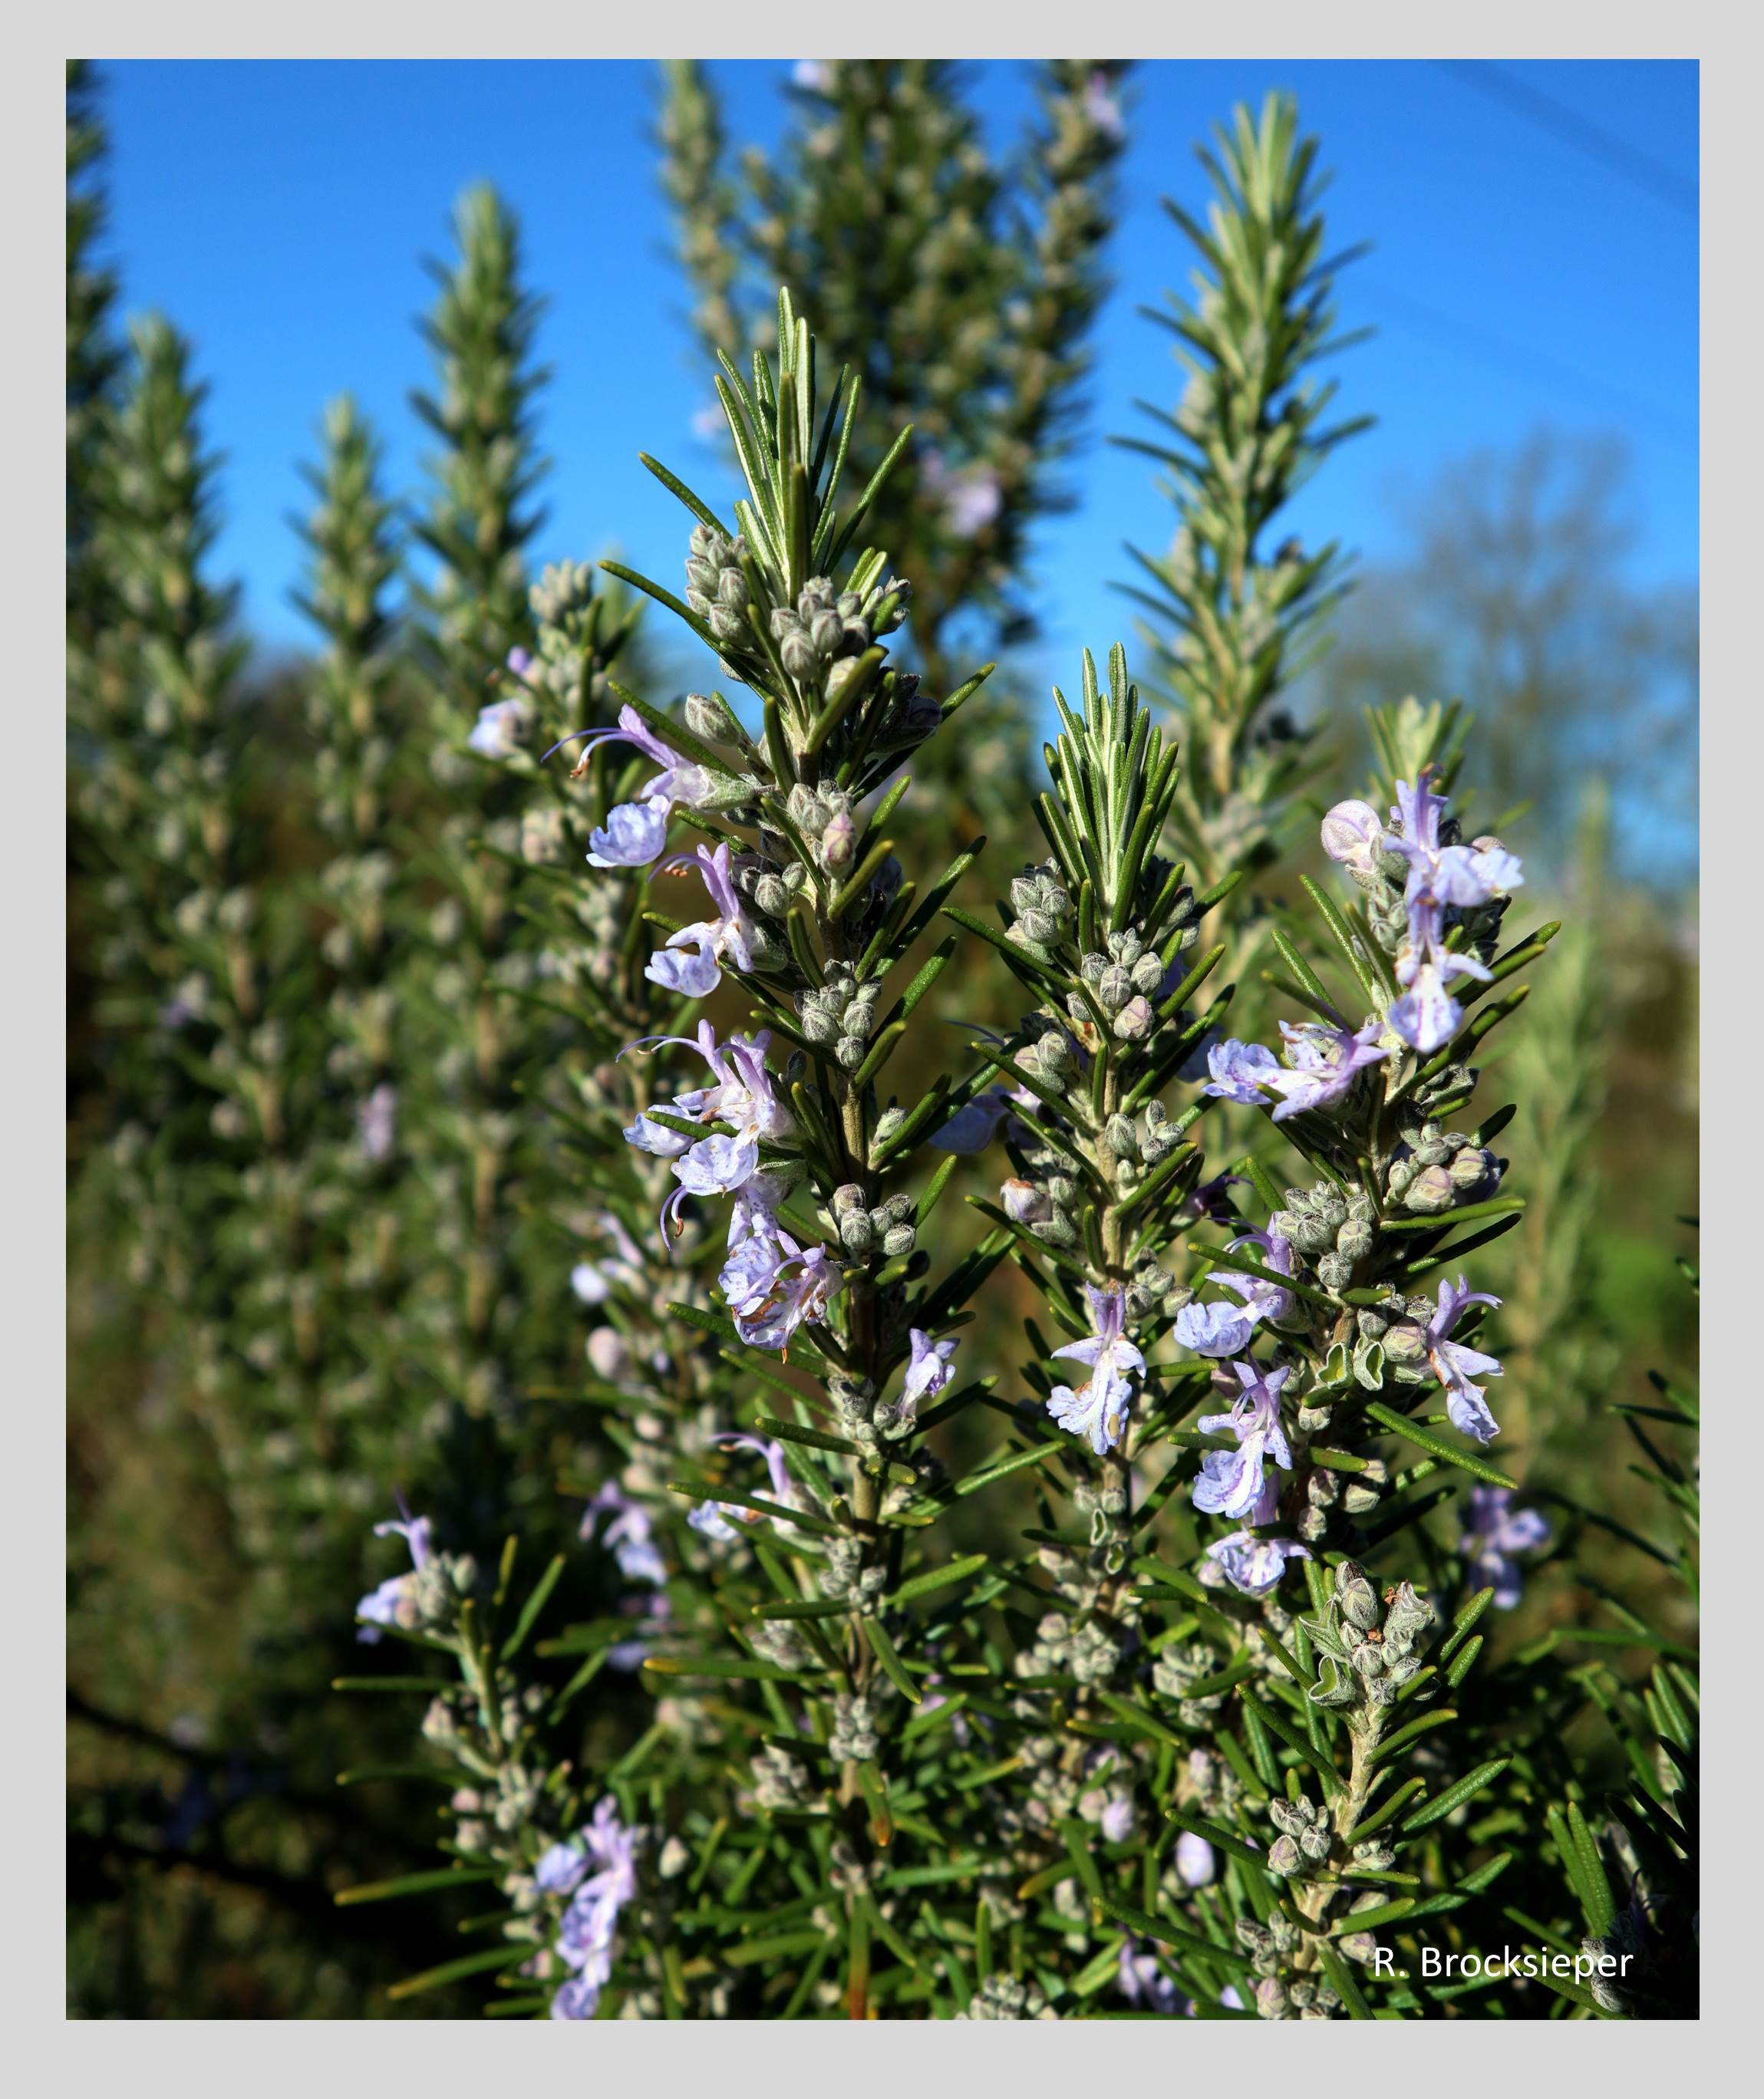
536, 1798, 641, 2021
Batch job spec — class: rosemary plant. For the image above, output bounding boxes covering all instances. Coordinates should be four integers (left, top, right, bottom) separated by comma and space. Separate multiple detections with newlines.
335, 294, 1693, 2024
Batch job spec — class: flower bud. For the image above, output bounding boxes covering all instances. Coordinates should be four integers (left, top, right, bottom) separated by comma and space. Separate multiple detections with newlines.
1403, 1164, 1456, 1214
1002, 1178, 1051, 1224
1449, 1146, 1495, 1192
1336, 1560, 1380, 1630
1265, 1834, 1302, 1877
1112, 995, 1153, 1041
1103, 1113, 1138, 1161
1382, 1322, 1427, 1368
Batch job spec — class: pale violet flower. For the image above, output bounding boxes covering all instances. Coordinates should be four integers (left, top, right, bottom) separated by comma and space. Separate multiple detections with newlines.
550, 1797, 638, 2020
536, 1837, 591, 1897
1046, 1284, 1144, 1456
1385, 773, 1525, 914
1083, 71, 1126, 143
1461, 1486, 1551, 1608
720, 1226, 842, 1353
1265, 1019, 1388, 1121
618, 1023, 792, 1238
582, 1481, 667, 1588
567, 704, 724, 869
1218, 1228, 1297, 1326
549, 1974, 602, 2021
1192, 1363, 1292, 1519
354, 1509, 433, 1643
1202, 1528, 1312, 1596
587, 794, 672, 869
900, 1329, 958, 1421
357, 1081, 397, 1164
1423, 1275, 1505, 1445
1100, 1793, 1136, 1844
645, 841, 756, 997
1174, 1300, 1258, 1358
1203, 1037, 1281, 1106
1118, 1941, 1185, 2015
467, 694, 532, 760
1175, 1831, 1216, 1888
793, 58, 832, 90
689, 1433, 800, 1539
569, 1212, 645, 1305
945, 472, 1003, 536
1382, 773, 1522, 1053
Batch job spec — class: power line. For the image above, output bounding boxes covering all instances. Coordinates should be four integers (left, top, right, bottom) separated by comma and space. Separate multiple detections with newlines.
1359, 279, 1697, 455
1434, 60, 1698, 218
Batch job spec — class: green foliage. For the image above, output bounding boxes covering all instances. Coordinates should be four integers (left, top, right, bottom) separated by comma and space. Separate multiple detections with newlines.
1119, 91, 1370, 897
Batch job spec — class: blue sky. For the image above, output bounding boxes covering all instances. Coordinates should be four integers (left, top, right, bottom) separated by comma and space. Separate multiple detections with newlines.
99, 58, 1698, 700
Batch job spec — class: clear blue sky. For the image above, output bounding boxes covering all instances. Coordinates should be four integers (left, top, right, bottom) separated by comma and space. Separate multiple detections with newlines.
99, 58, 1698, 698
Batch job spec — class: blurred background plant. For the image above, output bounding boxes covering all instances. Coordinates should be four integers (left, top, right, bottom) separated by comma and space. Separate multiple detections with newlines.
66, 58, 1696, 2018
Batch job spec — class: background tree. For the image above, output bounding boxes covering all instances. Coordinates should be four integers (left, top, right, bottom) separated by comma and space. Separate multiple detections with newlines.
659, 61, 1129, 760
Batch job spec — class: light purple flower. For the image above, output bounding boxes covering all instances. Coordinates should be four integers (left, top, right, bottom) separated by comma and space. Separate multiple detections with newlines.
900, 1329, 958, 1421
1422, 1275, 1505, 1444
793, 58, 832, 90
689, 1432, 801, 1539
1264, 1019, 1389, 1121
1382, 773, 1522, 1053
1218, 1229, 1297, 1326
587, 794, 672, 868
354, 1509, 433, 1643
619, 1023, 793, 1238
467, 694, 532, 760
1083, 71, 1126, 143
1100, 1793, 1136, 1844
357, 1081, 397, 1164
1118, 1941, 1186, 2015
582, 1481, 668, 1588
1046, 1284, 1145, 1456
551, 1797, 638, 2018
565, 705, 725, 869
1192, 1362, 1292, 1519
1386, 774, 1525, 914
536, 1838, 591, 1897
1202, 1528, 1312, 1596
645, 841, 757, 998
569, 1213, 645, 1304
1174, 1300, 1258, 1358
549, 1974, 601, 2021
945, 472, 1003, 536
1175, 1831, 1216, 1888
1461, 1486, 1551, 1609
1203, 1038, 1281, 1106
720, 1226, 842, 1353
